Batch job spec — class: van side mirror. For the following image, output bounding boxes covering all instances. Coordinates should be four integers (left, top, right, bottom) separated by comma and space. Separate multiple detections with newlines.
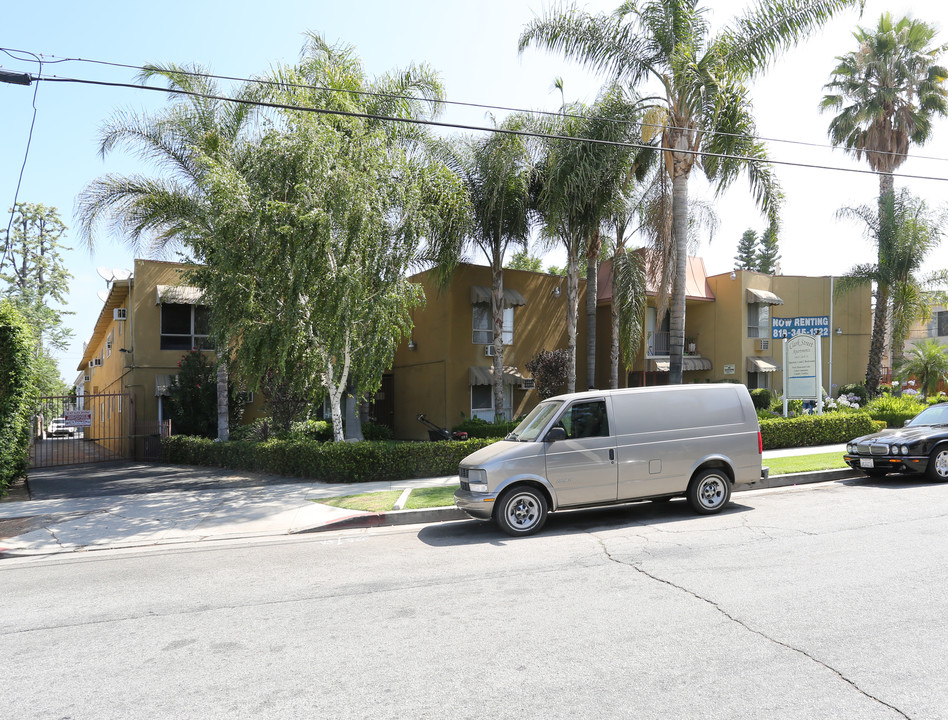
904, 419, 912, 427
545, 427, 567, 442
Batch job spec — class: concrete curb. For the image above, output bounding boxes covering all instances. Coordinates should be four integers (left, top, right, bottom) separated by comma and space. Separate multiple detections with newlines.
296, 468, 863, 534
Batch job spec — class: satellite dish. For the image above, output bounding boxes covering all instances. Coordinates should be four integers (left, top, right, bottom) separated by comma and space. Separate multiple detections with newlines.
111, 268, 132, 281
97, 290, 109, 302
96, 267, 114, 284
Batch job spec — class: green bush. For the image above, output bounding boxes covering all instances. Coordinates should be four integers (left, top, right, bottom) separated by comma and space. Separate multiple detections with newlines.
864, 394, 925, 428
759, 412, 877, 449
749, 388, 772, 410
287, 419, 333, 442
0, 301, 37, 494
839, 383, 868, 404
361, 422, 393, 441
451, 416, 520, 439
161, 436, 497, 483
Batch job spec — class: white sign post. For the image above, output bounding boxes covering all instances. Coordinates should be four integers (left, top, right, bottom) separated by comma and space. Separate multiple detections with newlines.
775, 316, 828, 417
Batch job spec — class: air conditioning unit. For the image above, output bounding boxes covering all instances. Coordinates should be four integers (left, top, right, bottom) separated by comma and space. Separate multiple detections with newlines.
758, 339, 770, 351
88, 361, 94, 370
92, 358, 103, 367
113, 308, 127, 321
84, 374, 91, 383
485, 345, 496, 357
520, 378, 536, 390
237, 391, 254, 405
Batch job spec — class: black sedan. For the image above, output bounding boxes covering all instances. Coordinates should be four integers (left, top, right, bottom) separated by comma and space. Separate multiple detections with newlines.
844, 403, 948, 481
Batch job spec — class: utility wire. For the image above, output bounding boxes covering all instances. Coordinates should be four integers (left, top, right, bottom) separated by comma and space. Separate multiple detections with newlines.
1, 50, 43, 273
4, 46, 948, 167
25, 72, 948, 185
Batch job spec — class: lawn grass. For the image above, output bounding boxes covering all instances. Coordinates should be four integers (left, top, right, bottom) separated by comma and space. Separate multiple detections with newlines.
766, 452, 848, 475
315, 490, 402, 513
404, 485, 459, 509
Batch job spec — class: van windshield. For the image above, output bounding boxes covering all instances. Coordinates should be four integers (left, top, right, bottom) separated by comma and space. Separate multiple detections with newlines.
506, 401, 563, 442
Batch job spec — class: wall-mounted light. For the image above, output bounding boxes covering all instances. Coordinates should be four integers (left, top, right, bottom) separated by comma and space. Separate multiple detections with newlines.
552, 286, 561, 298
408, 339, 418, 351
119, 348, 133, 353
729, 271, 737, 280
835, 328, 843, 335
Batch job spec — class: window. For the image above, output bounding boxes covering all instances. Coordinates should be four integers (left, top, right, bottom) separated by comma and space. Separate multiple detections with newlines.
747, 372, 769, 390
747, 303, 770, 338
473, 304, 513, 345
106, 330, 113, 358
160, 304, 212, 350
471, 383, 513, 422
559, 401, 610, 439
938, 311, 948, 337
646, 307, 670, 356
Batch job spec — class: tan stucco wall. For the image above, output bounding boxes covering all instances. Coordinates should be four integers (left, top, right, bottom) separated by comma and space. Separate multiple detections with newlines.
390, 264, 586, 440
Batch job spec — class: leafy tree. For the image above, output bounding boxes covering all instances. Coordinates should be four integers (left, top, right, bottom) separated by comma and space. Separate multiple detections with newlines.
734, 229, 758, 270
167, 351, 218, 437
756, 224, 781, 275
822, 13, 948, 395
521, 0, 857, 383
428, 115, 533, 420
0, 203, 73, 395
896, 338, 948, 400
505, 249, 544, 273
0, 300, 37, 493
525, 349, 571, 400
836, 189, 947, 394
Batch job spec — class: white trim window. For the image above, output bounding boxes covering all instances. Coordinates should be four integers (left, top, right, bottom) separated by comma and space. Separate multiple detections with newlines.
747, 302, 770, 339
106, 330, 113, 357
160, 303, 212, 351
471, 383, 513, 422
473, 304, 513, 345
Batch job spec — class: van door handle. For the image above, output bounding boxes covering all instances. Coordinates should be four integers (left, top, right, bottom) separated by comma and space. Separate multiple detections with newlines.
609, 448, 615, 462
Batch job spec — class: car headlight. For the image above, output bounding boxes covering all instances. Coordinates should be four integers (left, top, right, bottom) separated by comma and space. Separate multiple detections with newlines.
467, 468, 489, 493
847, 443, 854, 454
901, 445, 909, 455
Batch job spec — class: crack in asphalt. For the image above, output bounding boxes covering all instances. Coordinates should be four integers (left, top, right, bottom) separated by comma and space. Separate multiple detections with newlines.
591, 533, 913, 720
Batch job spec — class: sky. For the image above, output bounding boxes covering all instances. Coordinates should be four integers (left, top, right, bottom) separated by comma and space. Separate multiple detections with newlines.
3, 0, 948, 383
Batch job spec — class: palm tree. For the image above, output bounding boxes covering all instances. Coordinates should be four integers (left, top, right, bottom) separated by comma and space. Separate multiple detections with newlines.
896, 338, 948, 400
521, 0, 858, 383
77, 64, 258, 441
821, 13, 948, 396
428, 117, 533, 421
837, 189, 948, 392
533, 86, 645, 392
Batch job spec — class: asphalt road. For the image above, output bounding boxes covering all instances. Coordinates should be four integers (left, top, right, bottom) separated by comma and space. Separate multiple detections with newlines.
3, 476, 947, 719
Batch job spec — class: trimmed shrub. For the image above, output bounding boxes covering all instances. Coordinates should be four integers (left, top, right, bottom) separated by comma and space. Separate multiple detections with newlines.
760, 412, 877, 449
160, 436, 498, 483
288, 419, 333, 442
361, 422, 393, 442
452, 416, 519, 439
0, 301, 37, 494
749, 388, 772, 410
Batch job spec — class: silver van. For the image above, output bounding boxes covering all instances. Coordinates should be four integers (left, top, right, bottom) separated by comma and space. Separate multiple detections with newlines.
455, 384, 767, 536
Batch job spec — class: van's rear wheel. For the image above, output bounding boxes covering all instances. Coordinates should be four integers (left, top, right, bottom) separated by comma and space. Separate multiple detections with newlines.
494, 486, 548, 537
687, 469, 731, 515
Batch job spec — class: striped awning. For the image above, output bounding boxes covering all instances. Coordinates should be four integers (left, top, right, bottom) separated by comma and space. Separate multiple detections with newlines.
746, 288, 784, 305
648, 357, 712, 372
469, 366, 526, 386
470, 286, 527, 307
156, 285, 204, 305
746, 356, 781, 373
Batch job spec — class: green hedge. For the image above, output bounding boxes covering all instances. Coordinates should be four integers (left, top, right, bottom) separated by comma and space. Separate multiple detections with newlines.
451, 417, 519, 439
760, 412, 877, 449
161, 436, 498, 483
0, 301, 37, 494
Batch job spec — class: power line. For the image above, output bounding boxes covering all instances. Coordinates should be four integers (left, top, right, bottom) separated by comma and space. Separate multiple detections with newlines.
21, 72, 948, 185
4, 46, 948, 167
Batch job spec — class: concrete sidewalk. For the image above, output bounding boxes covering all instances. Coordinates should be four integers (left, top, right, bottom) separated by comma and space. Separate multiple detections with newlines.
0, 444, 853, 558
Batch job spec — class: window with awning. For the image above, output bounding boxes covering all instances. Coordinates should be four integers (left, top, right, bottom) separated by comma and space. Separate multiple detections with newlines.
746, 356, 781, 373
647, 357, 713, 372
469, 286, 526, 307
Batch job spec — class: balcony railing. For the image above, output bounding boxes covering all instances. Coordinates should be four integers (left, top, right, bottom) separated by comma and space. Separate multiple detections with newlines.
647, 332, 699, 357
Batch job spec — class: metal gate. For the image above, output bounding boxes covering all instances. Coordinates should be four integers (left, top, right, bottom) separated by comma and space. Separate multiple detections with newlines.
30, 393, 133, 469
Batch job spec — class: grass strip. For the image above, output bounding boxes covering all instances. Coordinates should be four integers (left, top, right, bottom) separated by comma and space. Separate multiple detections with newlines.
315, 490, 402, 513
404, 486, 459, 509
766, 452, 848, 475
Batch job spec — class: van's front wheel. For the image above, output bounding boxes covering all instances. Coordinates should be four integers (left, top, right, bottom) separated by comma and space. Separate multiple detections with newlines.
687, 469, 731, 515
495, 486, 548, 537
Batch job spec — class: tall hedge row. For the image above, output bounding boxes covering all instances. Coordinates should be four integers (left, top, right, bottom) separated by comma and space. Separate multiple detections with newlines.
0, 301, 37, 493
161, 436, 497, 483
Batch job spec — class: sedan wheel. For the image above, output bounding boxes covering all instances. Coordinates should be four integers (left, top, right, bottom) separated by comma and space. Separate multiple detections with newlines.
926, 446, 948, 482
495, 487, 548, 537
687, 469, 732, 515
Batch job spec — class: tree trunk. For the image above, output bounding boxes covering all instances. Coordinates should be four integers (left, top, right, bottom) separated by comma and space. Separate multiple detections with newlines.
610, 294, 620, 390
343, 380, 364, 441
216, 351, 229, 442
585, 230, 600, 390
491, 254, 505, 422
866, 283, 889, 397
566, 250, 579, 394
668, 172, 689, 385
